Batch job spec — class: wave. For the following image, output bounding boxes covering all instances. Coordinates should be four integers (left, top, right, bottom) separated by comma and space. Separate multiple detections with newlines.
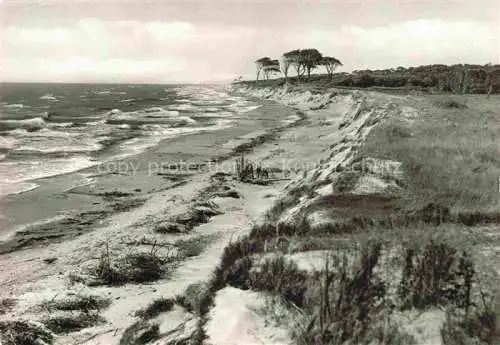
0, 117, 46, 131
0, 156, 98, 186
104, 107, 195, 126
4, 103, 24, 109
40, 94, 57, 101
167, 104, 200, 112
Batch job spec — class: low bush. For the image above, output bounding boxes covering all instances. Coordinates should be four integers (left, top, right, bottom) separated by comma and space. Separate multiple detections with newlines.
250, 256, 309, 308
92, 243, 176, 286
120, 321, 160, 345
294, 242, 387, 345
134, 298, 175, 320
44, 313, 105, 334
44, 295, 111, 313
0, 320, 53, 345
398, 241, 474, 310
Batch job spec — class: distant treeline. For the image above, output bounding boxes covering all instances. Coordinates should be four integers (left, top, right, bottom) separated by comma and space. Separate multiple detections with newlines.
246, 57, 500, 94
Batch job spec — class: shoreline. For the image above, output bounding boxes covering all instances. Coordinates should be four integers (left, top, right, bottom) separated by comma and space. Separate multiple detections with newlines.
0, 96, 293, 251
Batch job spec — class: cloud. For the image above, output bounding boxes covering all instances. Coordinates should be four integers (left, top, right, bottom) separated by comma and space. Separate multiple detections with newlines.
1, 17, 498, 83
292, 19, 498, 70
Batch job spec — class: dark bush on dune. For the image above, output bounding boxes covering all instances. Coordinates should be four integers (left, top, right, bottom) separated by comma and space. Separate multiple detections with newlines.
0, 321, 53, 345
351, 73, 376, 88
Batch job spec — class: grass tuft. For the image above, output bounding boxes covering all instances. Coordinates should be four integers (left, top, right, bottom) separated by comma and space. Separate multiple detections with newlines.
0, 320, 53, 345
134, 298, 175, 320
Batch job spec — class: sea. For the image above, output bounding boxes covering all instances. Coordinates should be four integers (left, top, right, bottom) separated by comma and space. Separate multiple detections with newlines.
0, 83, 260, 198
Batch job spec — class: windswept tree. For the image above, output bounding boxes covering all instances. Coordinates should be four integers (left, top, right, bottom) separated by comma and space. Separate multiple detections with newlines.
321, 56, 343, 78
262, 59, 280, 80
300, 48, 323, 80
255, 57, 272, 81
283, 48, 323, 81
283, 49, 304, 81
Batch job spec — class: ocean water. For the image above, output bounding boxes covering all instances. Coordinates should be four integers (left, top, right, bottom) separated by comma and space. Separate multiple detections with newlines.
0, 83, 260, 197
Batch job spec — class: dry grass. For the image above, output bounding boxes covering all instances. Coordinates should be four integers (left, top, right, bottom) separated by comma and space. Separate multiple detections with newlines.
362, 95, 500, 216
442, 300, 500, 345
0, 298, 16, 315
134, 298, 175, 320
90, 242, 177, 286
0, 321, 53, 345
399, 241, 474, 310
44, 313, 105, 334
174, 234, 216, 259
120, 321, 160, 345
43, 295, 111, 312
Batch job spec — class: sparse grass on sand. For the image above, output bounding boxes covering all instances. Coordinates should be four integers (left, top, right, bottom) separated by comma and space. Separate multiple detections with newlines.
87, 243, 178, 286
44, 313, 105, 334
0, 320, 53, 345
134, 298, 175, 320
43, 295, 111, 312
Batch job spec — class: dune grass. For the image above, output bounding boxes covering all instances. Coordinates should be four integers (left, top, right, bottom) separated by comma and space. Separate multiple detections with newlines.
361, 94, 500, 215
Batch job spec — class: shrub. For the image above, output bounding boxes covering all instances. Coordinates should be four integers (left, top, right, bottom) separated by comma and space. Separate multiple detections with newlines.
175, 283, 212, 315
398, 241, 474, 310
44, 295, 111, 313
92, 243, 175, 286
134, 298, 175, 320
294, 243, 386, 345
352, 73, 376, 88
442, 304, 500, 345
44, 313, 105, 334
0, 298, 16, 315
0, 321, 53, 345
120, 321, 160, 345
175, 234, 215, 259
250, 256, 309, 307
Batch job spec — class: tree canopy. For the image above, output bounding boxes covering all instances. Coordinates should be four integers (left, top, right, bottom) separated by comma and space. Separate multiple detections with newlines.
254, 49, 342, 82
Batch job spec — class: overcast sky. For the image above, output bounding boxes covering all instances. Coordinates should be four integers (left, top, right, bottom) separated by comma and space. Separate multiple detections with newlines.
1, 0, 499, 83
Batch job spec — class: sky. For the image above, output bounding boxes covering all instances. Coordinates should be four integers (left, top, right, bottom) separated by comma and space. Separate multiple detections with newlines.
1, 0, 499, 83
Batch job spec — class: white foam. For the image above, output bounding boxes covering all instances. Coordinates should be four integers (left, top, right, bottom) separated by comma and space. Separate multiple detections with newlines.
168, 104, 200, 112
0, 156, 98, 188
0, 117, 46, 131
39, 94, 57, 101
4, 103, 24, 108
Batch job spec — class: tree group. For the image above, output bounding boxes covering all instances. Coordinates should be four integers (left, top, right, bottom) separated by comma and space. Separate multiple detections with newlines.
255, 49, 342, 82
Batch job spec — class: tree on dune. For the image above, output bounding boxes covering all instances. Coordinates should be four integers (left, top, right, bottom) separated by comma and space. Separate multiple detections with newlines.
300, 48, 323, 80
255, 57, 272, 81
283, 49, 304, 81
262, 59, 281, 80
321, 56, 343, 78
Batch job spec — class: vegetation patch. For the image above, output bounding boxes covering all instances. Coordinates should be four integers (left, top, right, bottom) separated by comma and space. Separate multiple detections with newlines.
134, 298, 175, 320
44, 295, 111, 312
0, 298, 16, 315
441, 303, 500, 345
120, 321, 160, 345
174, 234, 216, 259
89, 243, 177, 286
398, 241, 474, 309
44, 313, 104, 334
0, 320, 53, 345
175, 282, 212, 315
